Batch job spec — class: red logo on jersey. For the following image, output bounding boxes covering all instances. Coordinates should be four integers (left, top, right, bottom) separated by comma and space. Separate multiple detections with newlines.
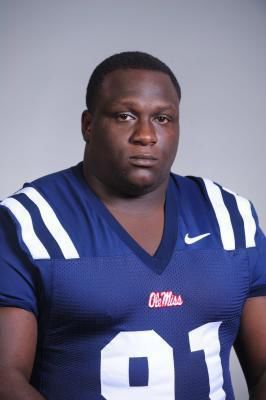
148, 291, 183, 308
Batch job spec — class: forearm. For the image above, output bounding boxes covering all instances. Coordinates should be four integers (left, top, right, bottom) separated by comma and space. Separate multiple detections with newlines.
0, 368, 46, 400
249, 371, 266, 400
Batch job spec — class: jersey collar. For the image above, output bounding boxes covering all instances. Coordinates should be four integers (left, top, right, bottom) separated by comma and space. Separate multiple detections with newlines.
73, 163, 179, 274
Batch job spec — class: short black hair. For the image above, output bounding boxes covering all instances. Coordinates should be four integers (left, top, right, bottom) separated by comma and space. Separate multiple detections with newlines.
85, 51, 181, 112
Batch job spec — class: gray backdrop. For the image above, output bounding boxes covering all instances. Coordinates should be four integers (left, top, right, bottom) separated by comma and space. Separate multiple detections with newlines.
1, 1, 266, 398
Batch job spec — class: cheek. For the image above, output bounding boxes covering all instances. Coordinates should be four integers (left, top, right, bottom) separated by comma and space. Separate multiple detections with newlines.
92, 134, 129, 167
160, 131, 179, 157
90, 130, 114, 152
94, 123, 129, 149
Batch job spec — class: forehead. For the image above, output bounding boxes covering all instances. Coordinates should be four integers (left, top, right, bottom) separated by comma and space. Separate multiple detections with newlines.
97, 69, 179, 108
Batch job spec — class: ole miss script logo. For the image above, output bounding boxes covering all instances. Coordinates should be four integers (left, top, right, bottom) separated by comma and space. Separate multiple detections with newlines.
148, 291, 183, 308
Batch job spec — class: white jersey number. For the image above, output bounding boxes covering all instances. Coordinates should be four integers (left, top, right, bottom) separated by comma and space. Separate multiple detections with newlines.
101, 322, 226, 400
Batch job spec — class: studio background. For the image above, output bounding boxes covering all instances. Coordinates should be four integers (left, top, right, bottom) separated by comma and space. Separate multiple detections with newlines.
1, 1, 265, 398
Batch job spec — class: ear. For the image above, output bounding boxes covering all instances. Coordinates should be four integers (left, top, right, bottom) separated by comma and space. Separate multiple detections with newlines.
81, 110, 93, 143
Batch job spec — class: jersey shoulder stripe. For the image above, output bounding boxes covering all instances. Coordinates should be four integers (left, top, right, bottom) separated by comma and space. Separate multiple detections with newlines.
1, 187, 79, 260
1, 197, 50, 259
222, 186, 256, 248
16, 187, 79, 259
199, 178, 256, 250
202, 178, 235, 250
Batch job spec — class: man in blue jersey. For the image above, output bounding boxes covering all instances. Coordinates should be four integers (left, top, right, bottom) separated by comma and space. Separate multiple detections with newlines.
0, 52, 265, 399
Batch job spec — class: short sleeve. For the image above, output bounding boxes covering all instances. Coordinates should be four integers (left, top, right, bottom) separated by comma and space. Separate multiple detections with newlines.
247, 205, 266, 297
0, 207, 39, 316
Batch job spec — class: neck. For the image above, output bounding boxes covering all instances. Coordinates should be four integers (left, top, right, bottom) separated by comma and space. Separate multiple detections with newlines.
82, 162, 169, 215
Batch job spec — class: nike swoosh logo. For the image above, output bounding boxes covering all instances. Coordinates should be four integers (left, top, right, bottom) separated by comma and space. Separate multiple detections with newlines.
184, 233, 211, 245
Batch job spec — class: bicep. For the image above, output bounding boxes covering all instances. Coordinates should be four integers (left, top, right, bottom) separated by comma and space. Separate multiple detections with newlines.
0, 307, 37, 380
234, 296, 266, 390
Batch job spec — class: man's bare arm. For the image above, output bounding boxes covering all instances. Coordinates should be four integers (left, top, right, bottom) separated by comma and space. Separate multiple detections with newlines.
234, 296, 266, 400
0, 307, 46, 400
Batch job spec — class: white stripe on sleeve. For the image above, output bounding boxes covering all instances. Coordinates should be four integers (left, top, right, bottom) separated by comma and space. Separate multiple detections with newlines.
203, 179, 235, 250
1, 197, 50, 259
17, 187, 79, 259
223, 187, 256, 248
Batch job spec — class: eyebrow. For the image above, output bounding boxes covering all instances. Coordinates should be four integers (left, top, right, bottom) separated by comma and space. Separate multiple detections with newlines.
108, 100, 178, 113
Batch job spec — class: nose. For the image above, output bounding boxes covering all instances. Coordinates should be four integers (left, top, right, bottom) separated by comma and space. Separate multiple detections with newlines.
130, 119, 157, 146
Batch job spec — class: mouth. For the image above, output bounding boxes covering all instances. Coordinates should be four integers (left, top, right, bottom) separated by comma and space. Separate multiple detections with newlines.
129, 154, 158, 167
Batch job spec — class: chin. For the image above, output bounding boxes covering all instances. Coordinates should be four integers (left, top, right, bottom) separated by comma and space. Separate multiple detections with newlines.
119, 169, 166, 196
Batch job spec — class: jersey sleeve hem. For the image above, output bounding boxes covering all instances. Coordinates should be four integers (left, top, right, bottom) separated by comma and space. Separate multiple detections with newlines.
248, 285, 266, 298
0, 300, 38, 317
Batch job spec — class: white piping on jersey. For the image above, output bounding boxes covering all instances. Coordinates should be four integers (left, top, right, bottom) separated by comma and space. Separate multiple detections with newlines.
203, 179, 235, 250
223, 187, 256, 248
1, 197, 50, 259
16, 187, 79, 259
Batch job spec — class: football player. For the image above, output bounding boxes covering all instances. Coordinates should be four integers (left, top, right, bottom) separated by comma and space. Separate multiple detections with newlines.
0, 52, 265, 399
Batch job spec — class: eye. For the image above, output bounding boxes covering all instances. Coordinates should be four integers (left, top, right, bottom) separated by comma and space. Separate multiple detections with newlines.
116, 113, 135, 121
155, 115, 171, 124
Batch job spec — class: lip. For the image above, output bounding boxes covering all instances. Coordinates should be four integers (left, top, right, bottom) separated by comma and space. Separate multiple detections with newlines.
129, 154, 158, 167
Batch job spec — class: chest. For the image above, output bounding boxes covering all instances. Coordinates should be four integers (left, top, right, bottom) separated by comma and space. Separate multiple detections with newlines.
35, 250, 249, 399
38, 249, 249, 335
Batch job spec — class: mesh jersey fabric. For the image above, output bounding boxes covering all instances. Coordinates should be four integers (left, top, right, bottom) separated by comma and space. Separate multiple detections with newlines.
0, 162, 266, 400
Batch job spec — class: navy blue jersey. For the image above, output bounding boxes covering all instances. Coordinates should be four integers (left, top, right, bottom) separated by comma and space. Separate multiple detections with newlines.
0, 163, 266, 400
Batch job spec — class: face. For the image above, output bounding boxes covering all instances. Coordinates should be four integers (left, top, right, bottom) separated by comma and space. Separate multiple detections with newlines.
82, 69, 180, 196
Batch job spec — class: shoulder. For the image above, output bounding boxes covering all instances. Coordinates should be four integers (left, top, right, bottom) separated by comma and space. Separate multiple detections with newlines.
171, 172, 261, 251
0, 164, 82, 261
